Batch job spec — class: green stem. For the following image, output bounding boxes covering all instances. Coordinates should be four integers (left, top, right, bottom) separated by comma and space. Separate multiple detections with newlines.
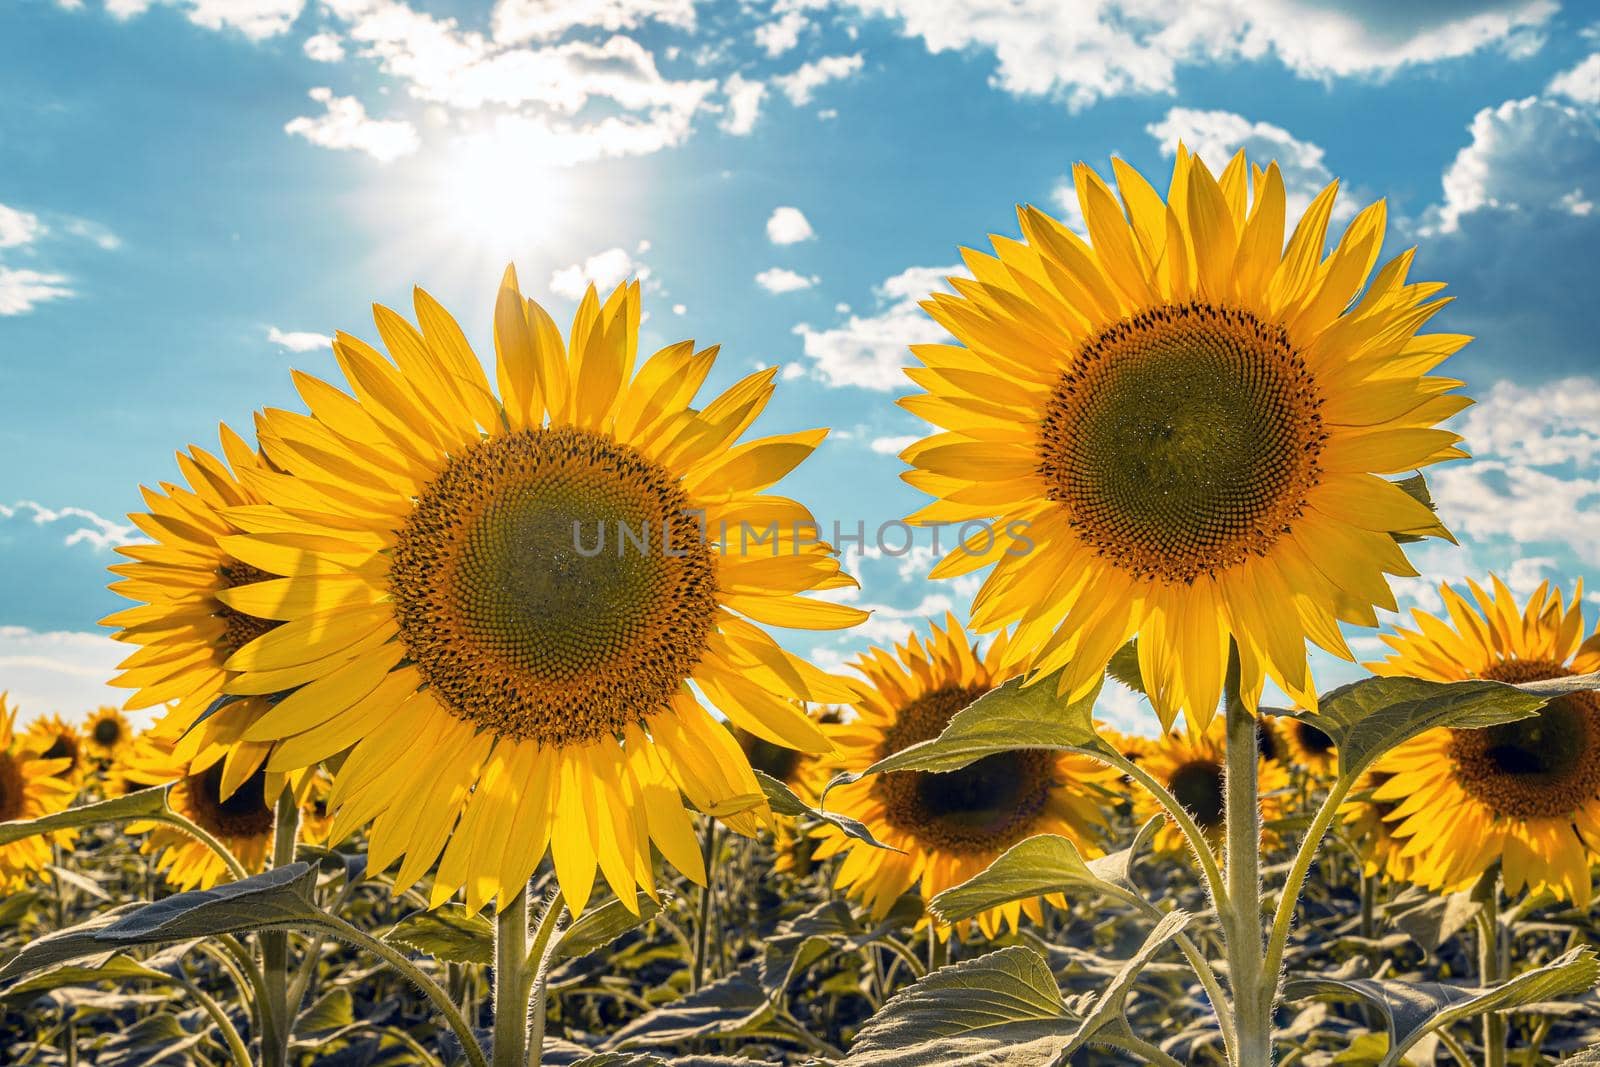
260, 784, 299, 1067
691, 818, 718, 992
1095, 748, 1229, 914
1222, 645, 1272, 1067
1476, 875, 1507, 1067
1262, 774, 1354, 991
150, 812, 250, 883
525, 889, 566, 1067
493, 885, 532, 1067
180, 973, 253, 1067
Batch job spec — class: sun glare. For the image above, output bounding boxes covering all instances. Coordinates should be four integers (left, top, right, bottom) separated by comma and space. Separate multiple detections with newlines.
435, 130, 570, 258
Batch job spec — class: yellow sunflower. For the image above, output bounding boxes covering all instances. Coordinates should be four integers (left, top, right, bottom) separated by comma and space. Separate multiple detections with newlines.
1254, 715, 1290, 767
0, 696, 76, 890
102, 425, 285, 800
1368, 577, 1600, 905
899, 146, 1469, 728
815, 617, 1115, 940
83, 705, 134, 762
1134, 717, 1291, 857
1340, 770, 1415, 884
1280, 715, 1338, 776
729, 712, 837, 874
217, 269, 864, 915
22, 714, 87, 787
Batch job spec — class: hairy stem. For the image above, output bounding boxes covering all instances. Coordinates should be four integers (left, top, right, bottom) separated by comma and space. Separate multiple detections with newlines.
493, 885, 532, 1067
1222, 645, 1272, 1067
260, 784, 300, 1067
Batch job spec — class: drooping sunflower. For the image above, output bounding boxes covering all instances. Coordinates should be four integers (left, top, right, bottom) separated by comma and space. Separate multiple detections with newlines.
900, 146, 1469, 728
1280, 716, 1338, 777
22, 714, 86, 787
1134, 717, 1291, 857
102, 425, 286, 799
83, 706, 134, 762
815, 617, 1115, 939
218, 270, 864, 915
1368, 577, 1600, 904
0, 696, 77, 890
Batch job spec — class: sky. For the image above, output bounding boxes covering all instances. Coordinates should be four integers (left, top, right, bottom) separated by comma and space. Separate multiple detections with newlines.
1, 0, 1597, 731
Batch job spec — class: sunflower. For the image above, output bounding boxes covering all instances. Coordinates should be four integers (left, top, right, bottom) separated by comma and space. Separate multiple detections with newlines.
1340, 770, 1414, 884
1254, 715, 1290, 766
1280, 716, 1338, 776
83, 706, 134, 762
730, 710, 839, 874
1134, 717, 1291, 857
102, 425, 286, 800
899, 146, 1469, 728
0, 696, 77, 890
22, 714, 86, 786
1368, 577, 1600, 904
815, 617, 1115, 940
217, 270, 864, 916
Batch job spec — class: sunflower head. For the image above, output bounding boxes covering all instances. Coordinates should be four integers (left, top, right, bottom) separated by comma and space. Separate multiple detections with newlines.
214, 269, 863, 915
901, 145, 1470, 729
815, 617, 1115, 940
22, 714, 86, 786
1369, 577, 1600, 904
1282, 717, 1338, 776
1135, 717, 1291, 857
0, 696, 76, 890
1340, 770, 1415, 884
83, 706, 134, 761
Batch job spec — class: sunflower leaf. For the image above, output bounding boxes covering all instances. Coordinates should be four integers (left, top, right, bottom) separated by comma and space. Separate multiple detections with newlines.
384, 904, 494, 966
553, 896, 664, 961
1049, 909, 1193, 1064
930, 816, 1162, 924
604, 962, 774, 1050
1294, 672, 1600, 780
1284, 946, 1600, 1066
0, 953, 173, 1001
1106, 640, 1145, 694
755, 769, 900, 853
1389, 473, 1451, 544
0, 785, 168, 848
824, 674, 1107, 797
843, 945, 1077, 1065
96, 862, 322, 944
0, 905, 147, 982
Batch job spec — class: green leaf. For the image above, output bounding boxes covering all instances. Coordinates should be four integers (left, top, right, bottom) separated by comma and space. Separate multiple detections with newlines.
605, 963, 774, 1050
97, 862, 322, 944
0, 889, 40, 926
1296, 672, 1600, 780
0, 954, 172, 1002
1383, 885, 1479, 954
384, 904, 493, 965
0, 785, 167, 847
1390, 473, 1451, 543
553, 896, 664, 961
1052, 909, 1193, 1062
755, 769, 900, 853
826, 673, 1106, 797
297, 987, 356, 1035
0, 905, 146, 982
1106, 641, 1145, 694
47, 865, 111, 902
1285, 946, 1600, 1066
760, 895, 923, 996
1561, 1045, 1600, 1064
844, 946, 1076, 1065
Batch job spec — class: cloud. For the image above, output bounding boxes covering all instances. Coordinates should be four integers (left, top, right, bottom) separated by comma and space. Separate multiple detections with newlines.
267, 326, 333, 352
869, 434, 918, 455
1145, 107, 1354, 221
491, 0, 694, 44
765, 205, 814, 244
1548, 51, 1600, 106
719, 73, 766, 135
0, 627, 130, 723
0, 269, 74, 316
839, 0, 1556, 110
793, 264, 958, 390
773, 53, 863, 105
62, 218, 122, 251
0, 203, 45, 248
0, 500, 142, 552
755, 267, 818, 293
1430, 95, 1600, 232
107, 0, 306, 40
284, 87, 420, 162
303, 31, 346, 61
755, 10, 808, 57
549, 247, 650, 299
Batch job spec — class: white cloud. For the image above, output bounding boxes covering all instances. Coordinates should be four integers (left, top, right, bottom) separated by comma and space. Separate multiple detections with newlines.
840, 0, 1556, 111
755, 267, 818, 293
773, 53, 863, 105
284, 87, 420, 162
755, 10, 808, 57
0, 500, 142, 552
107, 0, 305, 40
303, 31, 346, 61
1548, 52, 1600, 105
1145, 107, 1353, 221
549, 247, 650, 299
0, 203, 45, 248
267, 326, 333, 352
780, 362, 806, 380
0, 627, 131, 724
765, 205, 814, 244
1431, 95, 1600, 232
1048, 179, 1087, 235
0, 268, 74, 316
720, 73, 766, 135
671, 302, 686, 315
491, 0, 694, 44
62, 218, 121, 251
869, 434, 918, 455
793, 264, 959, 390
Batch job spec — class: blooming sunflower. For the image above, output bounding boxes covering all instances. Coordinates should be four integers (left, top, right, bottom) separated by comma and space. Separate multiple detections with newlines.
815, 617, 1115, 940
83, 706, 134, 762
900, 146, 1469, 728
22, 714, 86, 786
1280, 716, 1337, 776
1340, 770, 1414, 884
1134, 717, 1290, 857
218, 270, 864, 915
1368, 577, 1600, 904
102, 425, 285, 800
0, 697, 76, 890
730, 710, 839, 874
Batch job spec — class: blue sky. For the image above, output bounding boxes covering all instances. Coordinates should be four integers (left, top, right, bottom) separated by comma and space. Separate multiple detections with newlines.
2, 0, 1597, 728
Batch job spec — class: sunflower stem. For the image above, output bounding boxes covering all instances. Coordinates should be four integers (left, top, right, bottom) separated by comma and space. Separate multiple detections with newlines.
525, 887, 566, 1067
260, 782, 299, 1067
691, 818, 718, 992
493, 883, 532, 1067
1474, 872, 1507, 1067
1222, 643, 1273, 1067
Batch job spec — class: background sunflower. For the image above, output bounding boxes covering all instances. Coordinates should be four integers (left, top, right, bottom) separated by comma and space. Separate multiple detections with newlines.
1134, 717, 1291, 857
82, 706, 133, 763
0, 696, 76, 891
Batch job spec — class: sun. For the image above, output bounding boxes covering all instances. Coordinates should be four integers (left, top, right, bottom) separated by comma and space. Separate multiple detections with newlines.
434, 129, 571, 258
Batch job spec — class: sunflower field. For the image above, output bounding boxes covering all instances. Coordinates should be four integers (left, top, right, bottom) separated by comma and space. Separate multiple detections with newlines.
4, 148, 1600, 1067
